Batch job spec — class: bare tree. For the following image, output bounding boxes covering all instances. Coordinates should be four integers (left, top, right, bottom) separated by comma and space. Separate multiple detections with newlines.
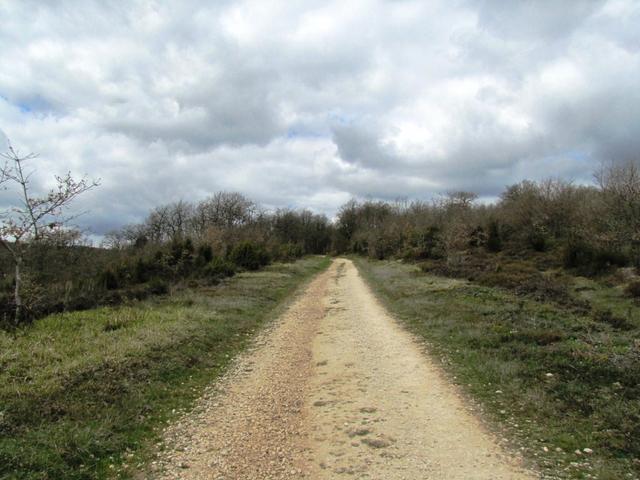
166, 200, 194, 240
145, 205, 171, 243
102, 224, 147, 249
0, 143, 99, 324
594, 160, 640, 249
143, 201, 195, 242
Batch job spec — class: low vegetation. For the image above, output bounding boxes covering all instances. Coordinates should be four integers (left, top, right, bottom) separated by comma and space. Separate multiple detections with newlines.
3, 156, 638, 328
1, 140, 638, 480
0, 191, 332, 327
355, 257, 640, 479
333, 161, 639, 286
337, 163, 640, 480
0, 256, 330, 480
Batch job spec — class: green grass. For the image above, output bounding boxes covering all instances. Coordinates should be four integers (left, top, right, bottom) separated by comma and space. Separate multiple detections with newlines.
354, 257, 640, 480
0, 256, 330, 480
571, 275, 639, 324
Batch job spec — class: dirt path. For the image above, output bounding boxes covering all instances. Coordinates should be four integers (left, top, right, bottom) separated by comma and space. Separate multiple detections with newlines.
156, 259, 536, 479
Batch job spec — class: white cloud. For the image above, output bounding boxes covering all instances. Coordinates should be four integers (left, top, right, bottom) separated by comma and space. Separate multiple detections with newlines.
0, 0, 639, 234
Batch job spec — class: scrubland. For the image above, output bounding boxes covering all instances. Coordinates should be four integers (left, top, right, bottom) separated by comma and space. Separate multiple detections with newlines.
0, 256, 329, 480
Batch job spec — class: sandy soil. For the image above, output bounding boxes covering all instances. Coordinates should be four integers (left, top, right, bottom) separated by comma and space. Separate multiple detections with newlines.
155, 259, 537, 479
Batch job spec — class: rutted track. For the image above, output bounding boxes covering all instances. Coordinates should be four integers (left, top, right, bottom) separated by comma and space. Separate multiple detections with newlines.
156, 259, 536, 479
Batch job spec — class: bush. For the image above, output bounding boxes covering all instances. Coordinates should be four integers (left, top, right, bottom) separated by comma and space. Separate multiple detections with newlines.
102, 290, 123, 305
468, 226, 486, 248
134, 258, 151, 283
229, 242, 270, 271
564, 239, 629, 274
565, 238, 594, 267
595, 249, 629, 269
168, 239, 194, 267
197, 244, 214, 264
486, 222, 502, 252
410, 227, 443, 260
625, 281, 640, 298
147, 278, 169, 295
204, 257, 236, 281
593, 308, 634, 331
527, 231, 548, 252
98, 269, 119, 290
479, 261, 540, 289
274, 243, 303, 262
64, 293, 98, 312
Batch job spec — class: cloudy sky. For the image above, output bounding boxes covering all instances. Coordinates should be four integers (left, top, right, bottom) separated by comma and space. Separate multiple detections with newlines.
1, 0, 639, 235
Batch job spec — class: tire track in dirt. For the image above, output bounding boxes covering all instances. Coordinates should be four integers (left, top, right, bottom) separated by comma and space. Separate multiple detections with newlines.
155, 265, 331, 479
155, 259, 537, 479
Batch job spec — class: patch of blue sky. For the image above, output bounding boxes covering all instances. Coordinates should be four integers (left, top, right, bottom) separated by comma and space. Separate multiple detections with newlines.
533, 150, 596, 184
327, 110, 358, 126
18, 102, 32, 113
285, 128, 330, 140
564, 150, 591, 163
7, 95, 57, 115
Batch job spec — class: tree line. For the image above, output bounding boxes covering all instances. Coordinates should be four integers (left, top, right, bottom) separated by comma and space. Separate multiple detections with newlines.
332, 161, 640, 273
1, 138, 638, 327
0, 182, 333, 326
104, 192, 332, 256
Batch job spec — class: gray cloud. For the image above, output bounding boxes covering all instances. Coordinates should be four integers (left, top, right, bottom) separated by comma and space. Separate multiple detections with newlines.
0, 0, 639, 237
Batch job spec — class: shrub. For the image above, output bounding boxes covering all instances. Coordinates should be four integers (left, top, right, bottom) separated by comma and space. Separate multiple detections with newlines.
204, 257, 236, 281
98, 269, 119, 290
168, 239, 194, 267
229, 242, 270, 271
410, 227, 443, 260
124, 285, 150, 301
417, 259, 439, 273
147, 278, 169, 295
133, 258, 151, 283
595, 248, 629, 269
183, 238, 194, 253
625, 281, 640, 298
468, 226, 486, 248
564, 238, 595, 269
564, 239, 629, 274
527, 230, 548, 252
593, 308, 634, 331
486, 221, 502, 252
102, 290, 123, 305
64, 293, 98, 312
479, 261, 540, 290
274, 243, 303, 262
465, 261, 575, 305
197, 244, 214, 264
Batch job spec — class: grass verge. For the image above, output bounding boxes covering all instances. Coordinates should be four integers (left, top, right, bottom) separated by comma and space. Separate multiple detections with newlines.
354, 257, 640, 480
0, 256, 330, 480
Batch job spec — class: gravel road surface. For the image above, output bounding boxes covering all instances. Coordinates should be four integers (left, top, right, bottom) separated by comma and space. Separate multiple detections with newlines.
155, 258, 536, 479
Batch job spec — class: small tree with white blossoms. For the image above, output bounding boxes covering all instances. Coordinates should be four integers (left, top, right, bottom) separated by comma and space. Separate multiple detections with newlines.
0, 142, 99, 325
